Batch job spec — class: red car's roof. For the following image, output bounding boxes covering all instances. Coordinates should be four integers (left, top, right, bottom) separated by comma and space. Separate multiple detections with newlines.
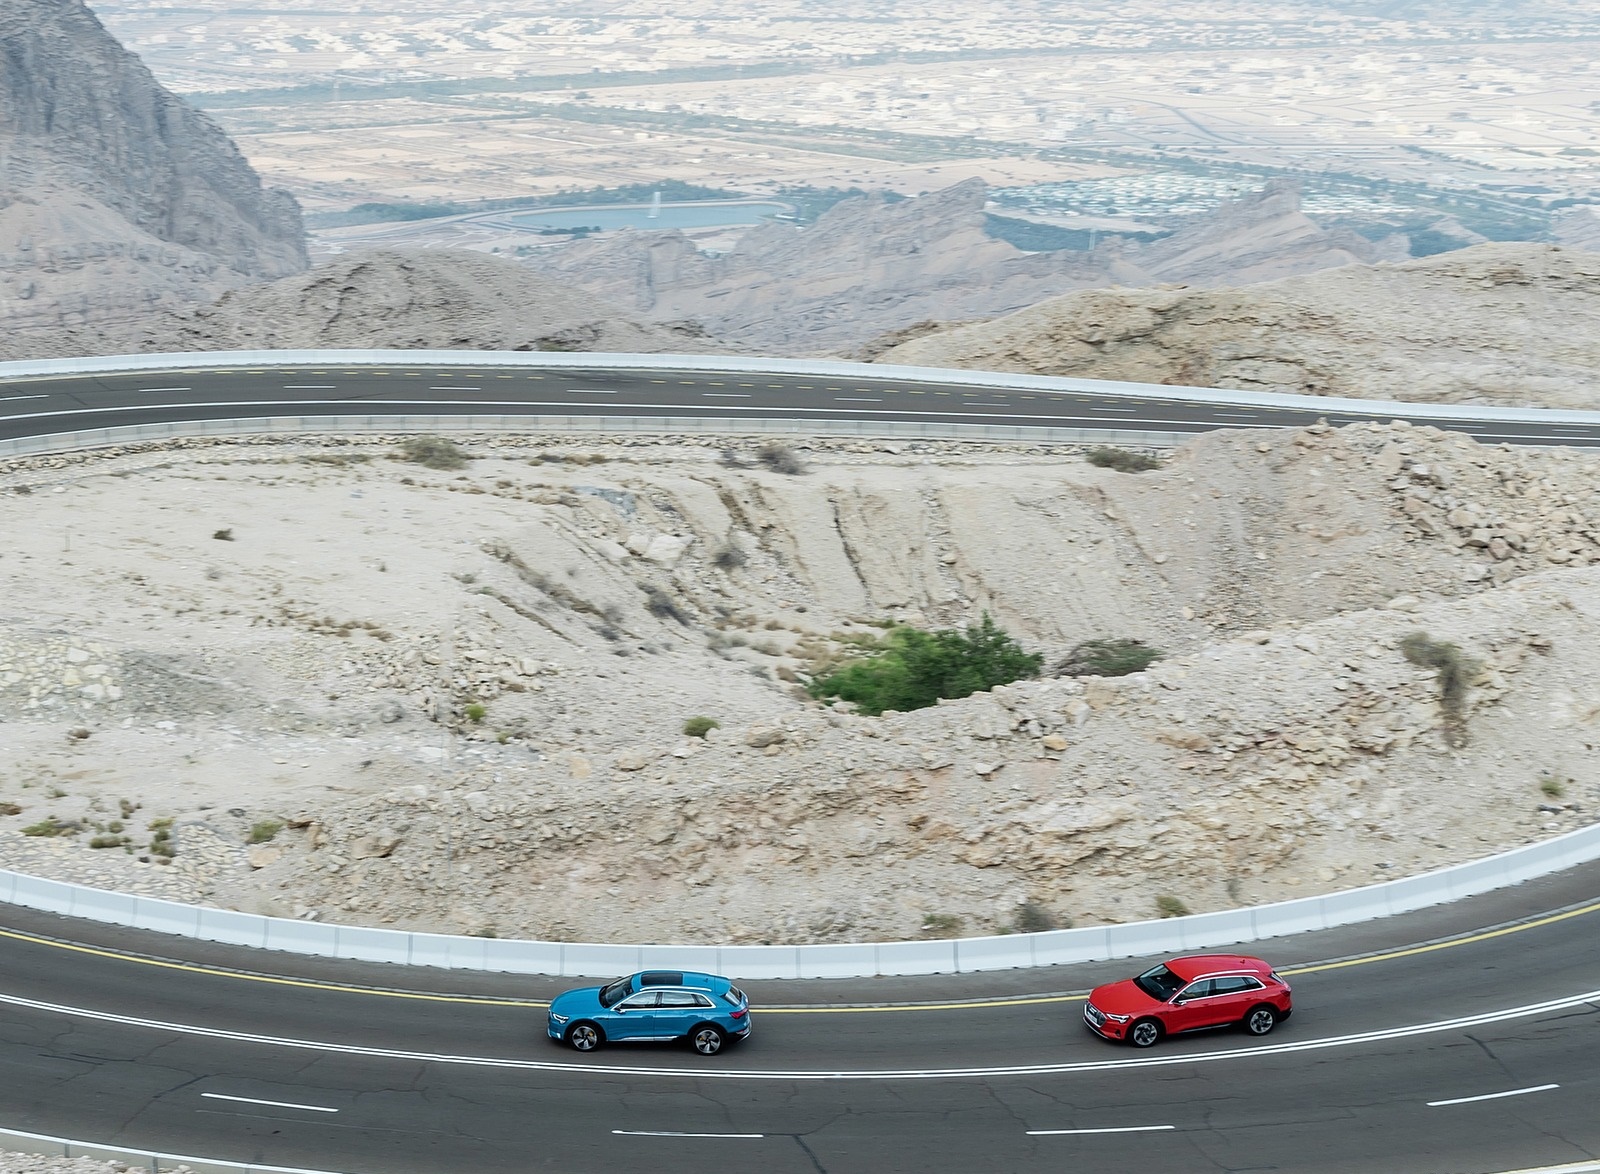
1163, 954, 1274, 982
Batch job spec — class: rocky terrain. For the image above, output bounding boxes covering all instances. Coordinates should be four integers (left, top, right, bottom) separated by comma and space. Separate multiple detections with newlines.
0, 0, 306, 346
525, 179, 1384, 356
1, 421, 1595, 943
0, 250, 733, 361
875, 242, 1600, 410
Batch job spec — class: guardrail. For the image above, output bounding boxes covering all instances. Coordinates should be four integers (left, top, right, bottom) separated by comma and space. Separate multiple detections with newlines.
5, 820, 1598, 979
0, 1125, 343, 1174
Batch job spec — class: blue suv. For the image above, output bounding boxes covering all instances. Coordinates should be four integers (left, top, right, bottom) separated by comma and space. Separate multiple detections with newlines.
547, 970, 752, 1055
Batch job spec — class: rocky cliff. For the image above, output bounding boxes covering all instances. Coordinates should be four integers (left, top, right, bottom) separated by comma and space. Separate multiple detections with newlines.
0, 0, 307, 337
876, 242, 1600, 410
526, 178, 1380, 355
0, 249, 730, 359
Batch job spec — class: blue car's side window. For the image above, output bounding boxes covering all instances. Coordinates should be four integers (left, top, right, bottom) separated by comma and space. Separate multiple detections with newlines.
658, 990, 700, 1026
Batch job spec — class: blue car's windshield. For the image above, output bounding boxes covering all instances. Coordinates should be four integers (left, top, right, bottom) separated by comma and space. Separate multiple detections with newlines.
598, 977, 633, 1008
1134, 965, 1184, 1002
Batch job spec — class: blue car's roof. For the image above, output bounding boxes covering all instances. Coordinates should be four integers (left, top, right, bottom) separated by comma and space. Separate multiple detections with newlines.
633, 970, 733, 995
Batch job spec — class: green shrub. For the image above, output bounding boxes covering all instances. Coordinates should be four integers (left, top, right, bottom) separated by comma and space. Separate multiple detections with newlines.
683, 716, 720, 738
465, 702, 487, 723
148, 817, 175, 857
808, 612, 1042, 716
1086, 447, 1161, 473
1400, 632, 1481, 746
396, 435, 469, 470
920, 913, 963, 939
21, 818, 71, 837
89, 834, 128, 849
248, 819, 284, 845
1539, 774, 1565, 799
1058, 638, 1162, 677
1155, 895, 1190, 919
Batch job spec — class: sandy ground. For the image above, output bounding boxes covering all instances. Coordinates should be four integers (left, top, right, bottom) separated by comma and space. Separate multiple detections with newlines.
0, 424, 1595, 942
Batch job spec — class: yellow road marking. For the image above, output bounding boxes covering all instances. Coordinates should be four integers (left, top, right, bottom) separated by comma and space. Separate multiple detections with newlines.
2, 900, 1593, 1015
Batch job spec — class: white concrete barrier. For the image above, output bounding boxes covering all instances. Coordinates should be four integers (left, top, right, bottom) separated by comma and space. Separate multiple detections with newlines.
8, 819, 1597, 978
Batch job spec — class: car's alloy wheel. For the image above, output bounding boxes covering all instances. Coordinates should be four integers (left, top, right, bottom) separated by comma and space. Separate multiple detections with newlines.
691, 1025, 726, 1055
1245, 1006, 1278, 1036
1129, 1019, 1161, 1048
567, 1022, 602, 1052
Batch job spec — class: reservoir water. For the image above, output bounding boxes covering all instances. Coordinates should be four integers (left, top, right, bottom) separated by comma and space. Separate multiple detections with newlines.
505, 201, 791, 232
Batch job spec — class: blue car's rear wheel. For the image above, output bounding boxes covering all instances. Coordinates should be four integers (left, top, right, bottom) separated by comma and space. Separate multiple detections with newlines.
566, 1021, 603, 1052
691, 1025, 726, 1055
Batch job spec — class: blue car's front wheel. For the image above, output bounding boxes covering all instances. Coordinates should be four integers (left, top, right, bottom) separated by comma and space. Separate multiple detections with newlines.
567, 1021, 604, 1052
691, 1025, 726, 1055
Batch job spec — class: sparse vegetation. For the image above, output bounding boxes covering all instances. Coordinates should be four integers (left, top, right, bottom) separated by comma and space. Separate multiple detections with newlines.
212, 528, 234, 541
0, 802, 22, 816
1057, 638, 1162, 678
465, 702, 488, 723
808, 612, 1042, 716
643, 585, 688, 624
148, 817, 175, 857
396, 435, 470, 470
21, 818, 72, 838
248, 819, 284, 844
756, 442, 807, 476
1086, 446, 1162, 473
299, 452, 373, 466
1155, 895, 1191, 919
712, 542, 748, 570
1539, 773, 1566, 799
920, 913, 963, 939
89, 834, 129, 849
683, 716, 720, 738
1400, 631, 1481, 746
718, 448, 751, 469
1010, 901, 1061, 933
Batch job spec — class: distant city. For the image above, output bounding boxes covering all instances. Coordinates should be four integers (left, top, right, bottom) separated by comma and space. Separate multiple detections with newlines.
95, 0, 1600, 243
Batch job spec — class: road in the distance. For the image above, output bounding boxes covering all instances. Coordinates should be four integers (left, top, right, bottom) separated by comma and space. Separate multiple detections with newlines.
2, 860, 1599, 1174
2, 361, 1598, 447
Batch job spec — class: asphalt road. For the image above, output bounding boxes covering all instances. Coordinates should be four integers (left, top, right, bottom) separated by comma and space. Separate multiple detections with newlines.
3, 360, 1600, 447
2, 357, 1598, 1172
2, 860, 1599, 1174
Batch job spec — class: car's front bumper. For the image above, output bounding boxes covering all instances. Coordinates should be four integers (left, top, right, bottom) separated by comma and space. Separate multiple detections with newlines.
1083, 1003, 1126, 1041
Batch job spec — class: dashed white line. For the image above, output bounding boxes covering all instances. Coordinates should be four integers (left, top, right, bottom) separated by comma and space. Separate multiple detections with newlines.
1027, 1125, 1175, 1136
199, 1093, 339, 1113
613, 1130, 764, 1139
136, 387, 191, 393
282, 385, 337, 390
1427, 1083, 1560, 1107
563, 388, 619, 395
835, 397, 881, 403
0, 394, 48, 402
429, 386, 480, 392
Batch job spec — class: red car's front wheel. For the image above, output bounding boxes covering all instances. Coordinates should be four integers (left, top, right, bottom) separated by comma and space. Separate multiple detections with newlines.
1129, 1019, 1162, 1048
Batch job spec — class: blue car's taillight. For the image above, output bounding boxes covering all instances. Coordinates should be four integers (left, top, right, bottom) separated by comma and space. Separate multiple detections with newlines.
730, 1007, 747, 1020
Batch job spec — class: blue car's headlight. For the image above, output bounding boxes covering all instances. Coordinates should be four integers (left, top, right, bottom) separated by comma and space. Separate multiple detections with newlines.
549, 1013, 569, 1025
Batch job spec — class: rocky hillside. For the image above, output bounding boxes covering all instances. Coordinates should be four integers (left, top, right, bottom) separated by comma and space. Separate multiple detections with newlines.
526, 179, 1382, 356
0, 422, 1594, 943
0, 0, 306, 342
875, 242, 1600, 410
43, 249, 733, 357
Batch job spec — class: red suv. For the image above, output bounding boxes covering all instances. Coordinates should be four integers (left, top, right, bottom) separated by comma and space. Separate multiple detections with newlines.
1083, 954, 1292, 1048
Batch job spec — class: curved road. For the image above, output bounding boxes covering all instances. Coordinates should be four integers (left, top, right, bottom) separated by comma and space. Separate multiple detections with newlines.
2, 865, 1598, 1173
2, 357, 1598, 1172
2, 358, 1599, 447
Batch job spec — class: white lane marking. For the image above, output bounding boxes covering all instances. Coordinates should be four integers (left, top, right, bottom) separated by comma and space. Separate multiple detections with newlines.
2, 987, 1598, 1083
136, 387, 191, 393
200, 1092, 339, 1113
563, 388, 619, 394
1427, 1083, 1560, 1107
1027, 1125, 1175, 1135
282, 385, 337, 390
835, 397, 882, 402
429, 386, 481, 391
612, 1130, 764, 1138
0, 393, 49, 402
702, 392, 752, 398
